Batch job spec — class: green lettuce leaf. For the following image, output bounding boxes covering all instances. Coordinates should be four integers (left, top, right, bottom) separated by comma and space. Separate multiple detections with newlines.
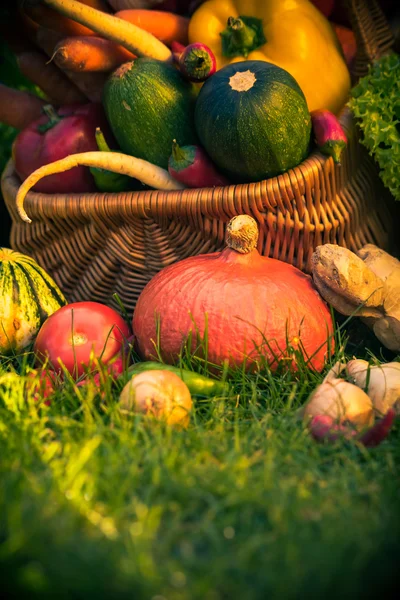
348, 54, 400, 201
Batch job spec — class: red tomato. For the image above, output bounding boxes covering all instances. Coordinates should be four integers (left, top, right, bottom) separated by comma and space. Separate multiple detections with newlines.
34, 302, 131, 377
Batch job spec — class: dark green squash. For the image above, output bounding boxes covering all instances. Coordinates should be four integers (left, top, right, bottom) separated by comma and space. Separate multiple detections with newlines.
194, 61, 312, 182
103, 58, 198, 170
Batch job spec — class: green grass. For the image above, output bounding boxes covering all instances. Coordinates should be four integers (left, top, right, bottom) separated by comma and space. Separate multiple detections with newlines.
1, 319, 399, 600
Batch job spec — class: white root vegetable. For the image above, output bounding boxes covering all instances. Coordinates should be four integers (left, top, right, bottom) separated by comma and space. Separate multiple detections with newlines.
303, 377, 374, 430
15, 151, 186, 224
312, 243, 400, 352
303, 358, 398, 445
119, 369, 192, 427
357, 245, 400, 282
42, 0, 172, 61
346, 359, 400, 416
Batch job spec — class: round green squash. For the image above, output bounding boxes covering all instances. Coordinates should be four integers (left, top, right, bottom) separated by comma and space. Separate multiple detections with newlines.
103, 58, 198, 170
194, 61, 312, 183
0, 248, 66, 355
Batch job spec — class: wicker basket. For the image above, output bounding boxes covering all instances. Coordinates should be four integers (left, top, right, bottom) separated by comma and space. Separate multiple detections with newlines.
1, 0, 396, 316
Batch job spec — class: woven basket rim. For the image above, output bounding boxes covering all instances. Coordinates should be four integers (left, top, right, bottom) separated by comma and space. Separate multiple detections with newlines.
3, 108, 354, 217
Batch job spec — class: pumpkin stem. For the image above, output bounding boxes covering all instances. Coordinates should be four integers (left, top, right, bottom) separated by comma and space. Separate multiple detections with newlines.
226, 215, 259, 254
220, 16, 266, 59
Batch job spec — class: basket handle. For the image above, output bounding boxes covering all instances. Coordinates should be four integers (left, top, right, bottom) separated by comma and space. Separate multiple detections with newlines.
344, 0, 394, 79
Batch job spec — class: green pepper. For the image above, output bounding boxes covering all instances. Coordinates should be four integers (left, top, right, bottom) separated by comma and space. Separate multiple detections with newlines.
124, 362, 228, 398
90, 128, 132, 192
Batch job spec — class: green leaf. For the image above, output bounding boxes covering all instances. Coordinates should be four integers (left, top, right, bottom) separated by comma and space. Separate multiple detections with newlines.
348, 54, 400, 201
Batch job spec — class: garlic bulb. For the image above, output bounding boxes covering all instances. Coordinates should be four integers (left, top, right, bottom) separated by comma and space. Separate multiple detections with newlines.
346, 359, 400, 415
303, 378, 374, 429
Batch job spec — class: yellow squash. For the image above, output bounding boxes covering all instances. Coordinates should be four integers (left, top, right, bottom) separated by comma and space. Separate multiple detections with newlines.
188, 0, 351, 114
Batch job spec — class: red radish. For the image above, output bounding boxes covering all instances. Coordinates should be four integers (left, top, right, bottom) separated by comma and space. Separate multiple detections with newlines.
168, 139, 229, 188
358, 409, 396, 447
309, 415, 358, 442
132, 215, 334, 372
310, 109, 348, 165
172, 41, 216, 82
310, 409, 396, 447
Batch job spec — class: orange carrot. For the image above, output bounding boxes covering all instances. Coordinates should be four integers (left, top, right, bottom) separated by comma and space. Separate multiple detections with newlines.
0, 85, 46, 130
17, 51, 87, 105
35, 28, 106, 102
116, 9, 189, 46
52, 36, 135, 72
41, 0, 172, 60
23, 3, 96, 37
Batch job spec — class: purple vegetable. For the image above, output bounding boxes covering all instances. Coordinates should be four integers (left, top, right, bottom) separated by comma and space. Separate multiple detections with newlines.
168, 139, 229, 188
311, 109, 348, 165
309, 414, 358, 443
309, 409, 396, 447
172, 41, 216, 82
358, 409, 396, 447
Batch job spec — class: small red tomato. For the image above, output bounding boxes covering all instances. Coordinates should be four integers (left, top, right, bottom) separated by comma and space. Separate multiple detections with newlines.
76, 352, 128, 397
34, 302, 131, 377
26, 368, 58, 406
105, 353, 127, 378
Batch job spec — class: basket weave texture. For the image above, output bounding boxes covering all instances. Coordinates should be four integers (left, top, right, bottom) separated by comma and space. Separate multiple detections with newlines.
1, 0, 396, 316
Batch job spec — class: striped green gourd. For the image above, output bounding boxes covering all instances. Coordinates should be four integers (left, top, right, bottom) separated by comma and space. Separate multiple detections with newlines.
0, 248, 66, 354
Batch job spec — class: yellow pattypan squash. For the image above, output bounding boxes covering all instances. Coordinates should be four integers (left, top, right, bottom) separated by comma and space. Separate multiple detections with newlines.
188, 0, 351, 114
